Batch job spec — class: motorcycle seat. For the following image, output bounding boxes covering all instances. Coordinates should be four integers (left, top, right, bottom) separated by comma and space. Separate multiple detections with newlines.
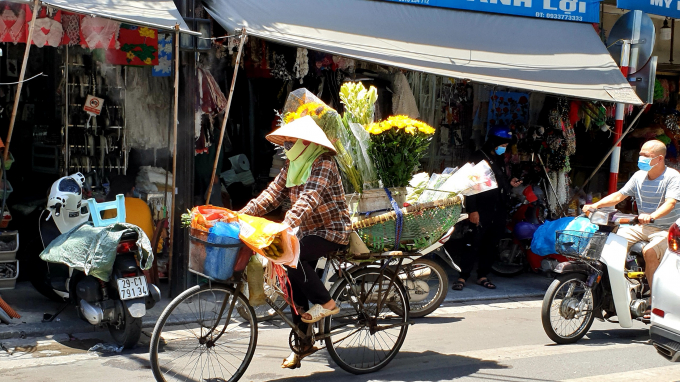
628, 241, 648, 257
120, 230, 139, 242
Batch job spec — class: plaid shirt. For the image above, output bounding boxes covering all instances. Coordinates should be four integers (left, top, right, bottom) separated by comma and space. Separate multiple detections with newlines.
239, 155, 352, 245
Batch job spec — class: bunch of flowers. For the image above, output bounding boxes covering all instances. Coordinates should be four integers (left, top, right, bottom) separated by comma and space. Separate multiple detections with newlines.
365, 116, 436, 188
340, 82, 380, 190
282, 89, 363, 192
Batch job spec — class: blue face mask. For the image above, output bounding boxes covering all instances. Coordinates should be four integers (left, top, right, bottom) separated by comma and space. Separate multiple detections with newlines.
638, 156, 654, 171
638, 156, 654, 172
495, 146, 506, 155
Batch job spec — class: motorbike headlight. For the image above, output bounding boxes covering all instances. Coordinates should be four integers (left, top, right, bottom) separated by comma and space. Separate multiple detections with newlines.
590, 211, 609, 226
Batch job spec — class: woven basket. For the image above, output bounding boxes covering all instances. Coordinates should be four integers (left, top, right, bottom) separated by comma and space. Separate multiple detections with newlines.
352, 197, 462, 252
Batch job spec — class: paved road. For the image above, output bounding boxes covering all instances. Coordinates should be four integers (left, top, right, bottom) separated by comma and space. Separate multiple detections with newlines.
1, 297, 677, 382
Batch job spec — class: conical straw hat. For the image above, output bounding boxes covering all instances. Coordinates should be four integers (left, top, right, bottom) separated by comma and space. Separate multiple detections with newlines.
267, 115, 337, 154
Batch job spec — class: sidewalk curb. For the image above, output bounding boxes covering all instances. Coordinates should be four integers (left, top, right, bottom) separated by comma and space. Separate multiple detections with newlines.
0, 316, 162, 341
443, 292, 545, 304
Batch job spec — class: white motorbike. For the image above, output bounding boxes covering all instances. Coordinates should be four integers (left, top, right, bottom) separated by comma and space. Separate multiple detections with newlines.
541, 208, 652, 344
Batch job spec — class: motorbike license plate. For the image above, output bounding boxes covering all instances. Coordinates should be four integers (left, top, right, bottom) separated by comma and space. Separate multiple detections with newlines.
117, 276, 148, 301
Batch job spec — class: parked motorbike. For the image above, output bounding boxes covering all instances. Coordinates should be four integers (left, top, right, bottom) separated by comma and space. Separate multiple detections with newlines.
541, 208, 652, 344
30, 173, 160, 348
493, 185, 568, 276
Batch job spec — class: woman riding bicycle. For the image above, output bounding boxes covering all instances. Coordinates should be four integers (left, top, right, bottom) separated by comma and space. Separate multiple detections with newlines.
238, 116, 352, 369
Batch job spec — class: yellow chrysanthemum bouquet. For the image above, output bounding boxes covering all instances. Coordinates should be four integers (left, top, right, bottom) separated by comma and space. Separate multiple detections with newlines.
365, 116, 436, 188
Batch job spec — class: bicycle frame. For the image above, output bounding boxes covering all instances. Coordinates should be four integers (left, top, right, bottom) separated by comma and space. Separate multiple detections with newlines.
264, 252, 411, 342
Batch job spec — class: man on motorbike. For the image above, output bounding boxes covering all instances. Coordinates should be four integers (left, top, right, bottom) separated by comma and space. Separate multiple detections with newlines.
583, 140, 680, 314
449, 125, 522, 291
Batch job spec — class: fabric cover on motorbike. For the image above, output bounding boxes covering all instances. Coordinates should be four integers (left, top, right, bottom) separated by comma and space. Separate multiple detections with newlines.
530, 217, 574, 256
39, 222, 153, 282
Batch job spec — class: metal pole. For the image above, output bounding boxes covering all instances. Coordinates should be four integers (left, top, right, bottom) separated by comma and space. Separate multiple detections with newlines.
167, 24, 180, 291
64, 44, 69, 175
608, 40, 631, 195
206, 29, 247, 204
2, 0, 39, 172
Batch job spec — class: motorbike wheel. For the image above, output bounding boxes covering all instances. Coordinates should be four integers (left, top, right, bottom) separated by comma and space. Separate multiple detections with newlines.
541, 273, 595, 344
403, 258, 448, 318
491, 247, 526, 277
28, 262, 66, 303
109, 306, 142, 349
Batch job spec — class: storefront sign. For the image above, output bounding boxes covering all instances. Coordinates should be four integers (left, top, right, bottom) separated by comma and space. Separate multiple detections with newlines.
379, 0, 601, 23
83, 95, 105, 116
617, 0, 680, 19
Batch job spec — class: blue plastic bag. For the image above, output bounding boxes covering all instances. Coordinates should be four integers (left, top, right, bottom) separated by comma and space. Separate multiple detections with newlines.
557, 217, 599, 255
204, 222, 241, 280
564, 217, 598, 234
531, 217, 574, 256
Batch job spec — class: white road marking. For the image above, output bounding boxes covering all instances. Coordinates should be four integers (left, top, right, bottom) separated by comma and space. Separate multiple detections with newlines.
429, 299, 543, 316
561, 364, 680, 382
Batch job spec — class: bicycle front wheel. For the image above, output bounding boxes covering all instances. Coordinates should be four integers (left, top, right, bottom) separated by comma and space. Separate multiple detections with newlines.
149, 284, 258, 382
324, 268, 409, 374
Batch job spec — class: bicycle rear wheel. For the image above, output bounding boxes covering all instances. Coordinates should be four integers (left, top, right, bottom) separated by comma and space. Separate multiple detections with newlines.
324, 267, 409, 374
149, 284, 257, 382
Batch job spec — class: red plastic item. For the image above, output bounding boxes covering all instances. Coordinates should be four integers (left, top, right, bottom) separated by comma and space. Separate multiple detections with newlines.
234, 246, 253, 273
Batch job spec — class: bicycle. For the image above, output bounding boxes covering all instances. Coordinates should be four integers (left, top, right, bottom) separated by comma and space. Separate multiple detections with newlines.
149, 244, 412, 382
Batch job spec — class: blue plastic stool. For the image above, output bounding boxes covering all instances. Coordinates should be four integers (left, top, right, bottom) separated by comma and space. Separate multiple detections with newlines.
87, 194, 126, 227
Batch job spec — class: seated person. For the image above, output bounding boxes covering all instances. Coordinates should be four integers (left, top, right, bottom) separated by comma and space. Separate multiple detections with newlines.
103, 175, 155, 241
583, 140, 680, 318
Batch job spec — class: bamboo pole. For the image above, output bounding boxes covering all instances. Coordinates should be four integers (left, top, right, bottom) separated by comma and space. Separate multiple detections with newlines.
206, 28, 247, 204
167, 24, 180, 292
2, 0, 39, 173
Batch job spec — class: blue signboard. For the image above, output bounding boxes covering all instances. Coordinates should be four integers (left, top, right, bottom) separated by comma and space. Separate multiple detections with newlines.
379, 0, 601, 23
618, 0, 680, 19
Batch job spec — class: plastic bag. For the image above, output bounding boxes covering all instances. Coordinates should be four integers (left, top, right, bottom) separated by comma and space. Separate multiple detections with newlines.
190, 206, 238, 231
530, 217, 574, 256
246, 256, 266, 306
204, 222, 241, 281
437, 161, 498, 197
237, 214, 300, 268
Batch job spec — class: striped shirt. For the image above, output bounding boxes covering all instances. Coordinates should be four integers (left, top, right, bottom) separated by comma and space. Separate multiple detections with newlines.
619, 167, 680, 229
239, 154, 352, 245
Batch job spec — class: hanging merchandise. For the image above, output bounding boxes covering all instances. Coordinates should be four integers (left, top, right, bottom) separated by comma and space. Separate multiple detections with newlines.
391, 71, 420, 119
153, 33, 172, 77
488, 91, 529, 130
0, 4, 27, 44
80, 15, 120, 50
106, 25, 158, 66
270, 53, 292, 81
29, 15, 64, 48
61, 13, 79, 46
292, 47, 308, 83
198, 68, 228, 116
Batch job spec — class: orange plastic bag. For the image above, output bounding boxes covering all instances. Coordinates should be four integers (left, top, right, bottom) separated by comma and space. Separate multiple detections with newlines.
190, 206, 238, 231
237, 214, 300, 268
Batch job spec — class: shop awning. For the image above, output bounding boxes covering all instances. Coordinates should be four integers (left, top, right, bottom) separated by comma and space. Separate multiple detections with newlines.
203, 0, 642, 105
36, 0, 197, 34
